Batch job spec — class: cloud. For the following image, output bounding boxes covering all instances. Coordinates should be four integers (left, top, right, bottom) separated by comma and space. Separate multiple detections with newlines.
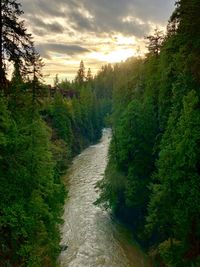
36, 43, 90, 58
19, 0, 175, 84
21, 0, 175, 37
66, 7, 150, 37
67, 9, 95, 32
26, 16, 65, 36
21, 0, 66, 17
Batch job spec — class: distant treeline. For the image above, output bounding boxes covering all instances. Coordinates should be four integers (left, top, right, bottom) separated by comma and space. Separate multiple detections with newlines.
96, 1, 200, 266
0, 1, 112, 266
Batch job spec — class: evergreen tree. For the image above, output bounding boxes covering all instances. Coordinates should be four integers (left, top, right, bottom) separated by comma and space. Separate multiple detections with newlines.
0, 0, 33, 88
86, 68, 92, 82
96, 2, 200, 266
145, 29, 164, 57
147, 91, 200, 266
54, 74, 59, 88
75, 60, 85, 84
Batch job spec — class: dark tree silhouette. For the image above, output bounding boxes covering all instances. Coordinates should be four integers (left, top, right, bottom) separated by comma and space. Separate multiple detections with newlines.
0, 0, 33, 88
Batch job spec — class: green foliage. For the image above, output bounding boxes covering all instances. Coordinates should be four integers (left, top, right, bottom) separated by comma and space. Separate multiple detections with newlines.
96, 1, 200, 266
0, 0, 33, 85
0, 2, 110, 266
147, 90, 200, 266
97, 95, 158, 240
2, 1, 200, 266
0, 70, 107, 265
0, 92, 65, 266
75, 60, 86, 84
51, 93, 72, 146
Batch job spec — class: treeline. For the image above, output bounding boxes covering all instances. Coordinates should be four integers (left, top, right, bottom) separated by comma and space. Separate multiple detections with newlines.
0, 1, 111, 266
97, 1, 200, 266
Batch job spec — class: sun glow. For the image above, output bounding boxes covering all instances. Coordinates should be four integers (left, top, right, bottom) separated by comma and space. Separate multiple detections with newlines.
89, 49, 135, 63
114, 35, 136, 45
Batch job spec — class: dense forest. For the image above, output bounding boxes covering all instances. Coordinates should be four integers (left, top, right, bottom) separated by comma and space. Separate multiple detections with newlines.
0, 1, 111, 266
1, 0, 200, 266
96, 0, 200, 266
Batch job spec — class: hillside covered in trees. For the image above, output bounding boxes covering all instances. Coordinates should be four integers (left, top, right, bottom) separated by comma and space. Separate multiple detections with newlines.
96, 0, 200, 266
1, 0, 200, 266
0, 1, 111, 266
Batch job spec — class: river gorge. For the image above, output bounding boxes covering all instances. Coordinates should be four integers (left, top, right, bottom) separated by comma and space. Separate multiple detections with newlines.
59, 129, 151, 267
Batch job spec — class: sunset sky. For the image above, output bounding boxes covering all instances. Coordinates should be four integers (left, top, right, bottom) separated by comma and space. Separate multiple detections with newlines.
21, 0, 175, 84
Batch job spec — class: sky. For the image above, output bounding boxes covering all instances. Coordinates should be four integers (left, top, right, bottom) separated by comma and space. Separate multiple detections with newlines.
20, 0, 175, 84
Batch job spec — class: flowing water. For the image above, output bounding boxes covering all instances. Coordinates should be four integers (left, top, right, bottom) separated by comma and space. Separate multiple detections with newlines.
59, 129, 152, 267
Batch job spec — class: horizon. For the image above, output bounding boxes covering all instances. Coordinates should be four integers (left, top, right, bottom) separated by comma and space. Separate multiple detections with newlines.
20, 0, 175, 85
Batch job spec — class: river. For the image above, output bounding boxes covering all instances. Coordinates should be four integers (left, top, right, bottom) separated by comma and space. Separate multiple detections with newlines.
59, 129, 152, 267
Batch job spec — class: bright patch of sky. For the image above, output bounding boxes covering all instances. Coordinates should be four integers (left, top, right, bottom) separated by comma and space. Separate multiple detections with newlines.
20, 0, 175, 84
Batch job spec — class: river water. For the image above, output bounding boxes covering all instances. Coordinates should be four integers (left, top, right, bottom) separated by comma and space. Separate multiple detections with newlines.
59, 129, 151, 267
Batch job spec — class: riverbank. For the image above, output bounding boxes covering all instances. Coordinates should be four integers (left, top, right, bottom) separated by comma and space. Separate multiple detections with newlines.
59, 129, 152, 267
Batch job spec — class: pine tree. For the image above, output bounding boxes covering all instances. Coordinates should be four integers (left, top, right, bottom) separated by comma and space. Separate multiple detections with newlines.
147, 90, 200, 265
54, 74, 59, 88
75, 60, 85, 84
86, 68, 92, 82
145, 28, 164, 57
0, 0, 33, 88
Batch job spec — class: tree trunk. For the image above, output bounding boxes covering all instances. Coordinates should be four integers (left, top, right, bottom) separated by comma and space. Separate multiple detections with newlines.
0, 0, 6, 89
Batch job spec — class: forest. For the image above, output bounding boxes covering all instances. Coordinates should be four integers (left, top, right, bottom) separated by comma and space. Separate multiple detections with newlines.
96, 0, 200, 266
0, 1, 111, 265
1, 0, 200, 266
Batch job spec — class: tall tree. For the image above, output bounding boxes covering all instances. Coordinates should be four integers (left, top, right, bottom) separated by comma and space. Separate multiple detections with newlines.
0, 0, 33, 88
86, 68, 92, 82
145, 28, 164, 57
75, 60, 85, 84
